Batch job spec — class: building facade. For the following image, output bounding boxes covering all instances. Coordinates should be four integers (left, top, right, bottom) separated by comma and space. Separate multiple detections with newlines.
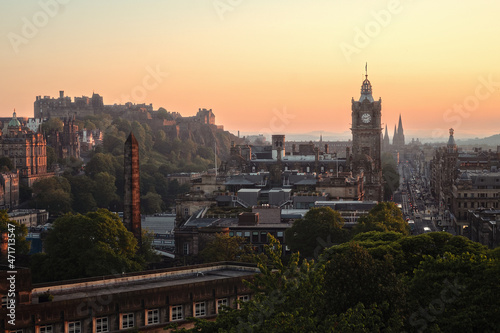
1, 263, 258, 333
0, 112, 49, 187
350, 73, 383, 201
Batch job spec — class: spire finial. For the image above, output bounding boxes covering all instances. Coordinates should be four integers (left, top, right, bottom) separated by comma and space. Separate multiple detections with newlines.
365, 62, 368, 78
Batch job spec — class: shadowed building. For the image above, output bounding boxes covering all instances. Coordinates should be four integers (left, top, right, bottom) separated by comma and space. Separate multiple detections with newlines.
124, 132, 142, 247
350, 67, 383, 201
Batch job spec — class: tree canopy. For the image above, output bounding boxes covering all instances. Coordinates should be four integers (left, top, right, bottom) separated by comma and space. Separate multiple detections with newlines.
0, 210, 29, 258
172, 231, 500, 332
353, 202, 409, 235
31, 209, 144, 282
285, 207, 347, 258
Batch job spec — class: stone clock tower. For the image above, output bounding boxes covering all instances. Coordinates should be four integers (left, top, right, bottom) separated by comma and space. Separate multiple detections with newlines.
350, 68, 383, 201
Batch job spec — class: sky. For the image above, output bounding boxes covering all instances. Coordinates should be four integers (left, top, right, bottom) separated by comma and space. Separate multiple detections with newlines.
1, 0, 500, 141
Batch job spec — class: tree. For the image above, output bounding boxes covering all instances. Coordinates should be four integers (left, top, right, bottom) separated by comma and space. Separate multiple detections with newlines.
322, 242, 405, 329
285, 207, 346, 258
46, 146, 57, 170
93, 172, 119, 209
199, 233, 251, 263
406, 252, 500, 332
157, 107, 173, 120
41, 117, 63, 133
66, 174, 97, 213
141, 191, 163, 214
382, 152, 399, 200
178, 236, 326, 333
0, 210, 29, 257
353, 202, 409, 235
32, 177, 72, 216
31, 209, 143, 282
85, 153, 117, 179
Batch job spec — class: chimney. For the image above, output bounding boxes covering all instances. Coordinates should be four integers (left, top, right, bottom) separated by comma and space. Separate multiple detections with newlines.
59, 91, 64, 99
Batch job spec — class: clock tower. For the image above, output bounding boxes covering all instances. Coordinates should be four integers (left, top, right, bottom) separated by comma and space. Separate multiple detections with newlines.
350, 67, 383, 201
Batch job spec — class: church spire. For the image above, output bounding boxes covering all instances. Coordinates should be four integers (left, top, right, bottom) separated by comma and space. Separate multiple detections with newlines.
393, 125, 397, 145
397, 114, 405, 146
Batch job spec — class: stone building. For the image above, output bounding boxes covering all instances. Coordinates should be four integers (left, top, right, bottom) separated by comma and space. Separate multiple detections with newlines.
0, 111, 49, 187
350, 71, 383, 201
430, 129, 459, 213
34, 91, 103, 119
467, 209, 500, 248
1, 263, 258, 333
0, 172, 19, 209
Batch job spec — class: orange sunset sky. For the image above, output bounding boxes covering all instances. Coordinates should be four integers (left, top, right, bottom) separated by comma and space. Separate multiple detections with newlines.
1, 0, 499, 140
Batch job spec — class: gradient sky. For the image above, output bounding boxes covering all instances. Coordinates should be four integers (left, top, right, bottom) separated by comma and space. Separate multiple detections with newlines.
1, 0, 499, 140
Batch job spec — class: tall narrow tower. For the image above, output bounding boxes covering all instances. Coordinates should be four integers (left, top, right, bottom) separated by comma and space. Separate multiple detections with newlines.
124, 132, 142, 247
351, 65, 383, 201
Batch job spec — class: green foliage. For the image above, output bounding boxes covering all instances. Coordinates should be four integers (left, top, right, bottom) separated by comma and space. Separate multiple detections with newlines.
41, 117, 63, 133
32, 177, 72, 216
46, 146, 57, 169
141, 191, 163, 214
285, 207, 347, 258
354, 202, 409, 235
382, 152, 399, 200
322, 242, 405, 328
66, 174, 97, 213
85, 153, 118, 179
199, 233, 253, 263
0, 210, 29, 257
406, 252, 500, 332
31, 209, 143, 282
173, 233, 500, 333
93, 172, 119, 209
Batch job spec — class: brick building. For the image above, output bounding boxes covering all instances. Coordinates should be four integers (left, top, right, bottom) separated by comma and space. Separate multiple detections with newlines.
1, 263, 258, 333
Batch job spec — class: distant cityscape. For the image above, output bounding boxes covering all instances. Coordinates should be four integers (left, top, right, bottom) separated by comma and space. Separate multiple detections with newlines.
1, 73, 499, 332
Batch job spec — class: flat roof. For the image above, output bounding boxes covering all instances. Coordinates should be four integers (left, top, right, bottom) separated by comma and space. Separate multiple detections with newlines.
238, 189, 262, 193
32, 264, 259, 302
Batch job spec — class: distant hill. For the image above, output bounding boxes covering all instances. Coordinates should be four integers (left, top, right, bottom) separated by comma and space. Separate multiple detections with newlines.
456, 133, 500, 147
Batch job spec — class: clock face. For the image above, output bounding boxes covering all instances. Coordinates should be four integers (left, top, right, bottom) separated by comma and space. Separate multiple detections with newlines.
361, 113, 371, 123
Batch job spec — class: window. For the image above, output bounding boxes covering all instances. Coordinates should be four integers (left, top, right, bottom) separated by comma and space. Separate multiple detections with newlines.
68, 321, 81, 333
96, 317, 108, 333
217, 298, 228, 313
277, 231, 283, 237
121, 313, 134, 329
9, 330, 24, 333
195, 302, 206, 317
171, 305, 183, 321
238, 295, 250, 309
40, 326, 53, 333
183, 243, 189, 255
147, 309, 160, 325
184, 208, 189, 216
239, 295, 250, 302
2, 295, 7, 308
